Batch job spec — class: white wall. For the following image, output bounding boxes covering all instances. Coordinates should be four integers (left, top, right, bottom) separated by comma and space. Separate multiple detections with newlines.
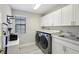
1, 4, 12, 23
12, 9, 41, 45
0, 4, 41, 50
0, 4, 12, 49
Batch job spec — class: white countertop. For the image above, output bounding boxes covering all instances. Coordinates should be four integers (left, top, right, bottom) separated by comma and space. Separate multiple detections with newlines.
53, 35, 79, 45
37, 30, 60, 34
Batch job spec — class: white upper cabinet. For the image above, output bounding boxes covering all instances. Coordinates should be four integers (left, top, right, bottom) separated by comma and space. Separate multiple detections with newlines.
41, 4, 79, 26
41, 9, 62, 26
41, 14, 53, 26
41, 15, 47, 26
74, 4, 79, 25
61, 5, 74, 26
53, 9, 62, 26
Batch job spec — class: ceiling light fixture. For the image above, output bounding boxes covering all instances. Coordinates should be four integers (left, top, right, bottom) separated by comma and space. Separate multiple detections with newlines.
33, 4, 41, 10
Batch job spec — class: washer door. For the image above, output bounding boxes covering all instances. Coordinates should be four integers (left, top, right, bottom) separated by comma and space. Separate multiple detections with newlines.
40, 35, 48, 49
35, 32, 40, 43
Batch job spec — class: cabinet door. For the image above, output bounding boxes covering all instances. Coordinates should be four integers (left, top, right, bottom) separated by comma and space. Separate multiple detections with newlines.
41, 9, 62, 26
7, 45, 19, 54
46, 14, 54, 26
52, 9, 62, 26
41, 14, 53, 26
52, 39, 64, 54
74, 4, 79, 25
41, 16, 47, 26
62, 5, 74, 26
64, 46, 79, 54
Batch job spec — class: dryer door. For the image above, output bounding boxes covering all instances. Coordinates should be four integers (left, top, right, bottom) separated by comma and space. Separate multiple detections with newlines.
40, 35, 48, 49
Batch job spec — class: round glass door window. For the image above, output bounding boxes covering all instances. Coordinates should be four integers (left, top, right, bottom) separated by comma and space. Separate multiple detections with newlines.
40, 35, 48, 49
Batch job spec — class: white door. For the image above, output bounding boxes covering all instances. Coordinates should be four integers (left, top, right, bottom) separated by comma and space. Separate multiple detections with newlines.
64, 46, 79, 54
41, 14, 54, 26
52, 9, 62, 26
52, 38, 64, 54
41, 9, 62, 26
61, 5, 74, 26
41, 16, 46, 26
41, 15, 50, 26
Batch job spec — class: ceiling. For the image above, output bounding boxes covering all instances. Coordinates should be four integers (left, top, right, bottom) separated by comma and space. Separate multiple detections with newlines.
10, 4, 68, 15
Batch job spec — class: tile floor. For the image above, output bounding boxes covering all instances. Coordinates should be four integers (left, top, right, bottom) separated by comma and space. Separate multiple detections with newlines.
0, 44, 43, 54
19, 44, 43, 54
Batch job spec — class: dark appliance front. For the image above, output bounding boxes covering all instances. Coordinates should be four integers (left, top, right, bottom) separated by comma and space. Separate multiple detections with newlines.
35, 31, 52, 54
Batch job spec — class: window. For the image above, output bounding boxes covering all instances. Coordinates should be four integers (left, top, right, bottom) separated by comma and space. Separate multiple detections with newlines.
15, 16, 26, 33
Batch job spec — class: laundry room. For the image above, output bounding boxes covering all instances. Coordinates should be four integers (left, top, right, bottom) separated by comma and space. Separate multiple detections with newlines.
0, 4, 79, 54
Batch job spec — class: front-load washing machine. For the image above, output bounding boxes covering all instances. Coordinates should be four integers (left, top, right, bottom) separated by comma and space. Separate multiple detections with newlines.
35, 31, 52, 54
